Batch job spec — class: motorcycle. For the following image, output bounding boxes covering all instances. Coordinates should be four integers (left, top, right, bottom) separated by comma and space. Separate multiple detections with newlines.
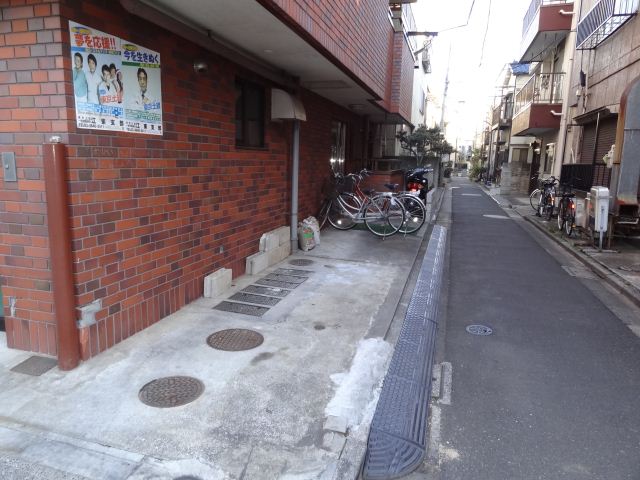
405, 167, 431, 202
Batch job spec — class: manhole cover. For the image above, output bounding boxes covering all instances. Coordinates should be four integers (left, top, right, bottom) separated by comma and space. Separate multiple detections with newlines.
242, 285, 290, 297
139, 376, 204, 408
207, 328, 264, 351
466, 325, 493, 336
290, 259, 314, 266
213, 301, 269, 317
228, 292, 281, 306
256, 278, 301, 289
275, 268, 313, 277
619, 263, 640, 273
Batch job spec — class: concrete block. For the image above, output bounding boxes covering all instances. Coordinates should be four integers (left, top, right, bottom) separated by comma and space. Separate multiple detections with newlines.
246, 251, 269, 275
322, 431, 347, 453
203, 268, 232, 298
267, 242, 290, 266
324, 415, 348, 434
263, 231, 280, 252
274, 226, 291, 246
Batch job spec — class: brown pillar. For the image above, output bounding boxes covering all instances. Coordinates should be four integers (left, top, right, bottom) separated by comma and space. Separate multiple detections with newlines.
43, 142, 80, 370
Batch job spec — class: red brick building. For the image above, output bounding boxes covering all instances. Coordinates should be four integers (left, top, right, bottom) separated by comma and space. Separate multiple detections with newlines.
0, 0, 416, 367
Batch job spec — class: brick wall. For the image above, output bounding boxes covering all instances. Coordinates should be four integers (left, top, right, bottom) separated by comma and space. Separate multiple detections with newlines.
262, 0, 393, 101
390, 32, 414, 123
0, 0, 363, 360
0, 1, 65, 355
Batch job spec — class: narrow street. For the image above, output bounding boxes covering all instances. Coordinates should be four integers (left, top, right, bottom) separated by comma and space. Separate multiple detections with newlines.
422, 177, 640, 479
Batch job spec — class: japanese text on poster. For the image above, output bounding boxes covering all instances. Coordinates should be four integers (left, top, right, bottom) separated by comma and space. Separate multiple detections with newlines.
69, 22, 163, 136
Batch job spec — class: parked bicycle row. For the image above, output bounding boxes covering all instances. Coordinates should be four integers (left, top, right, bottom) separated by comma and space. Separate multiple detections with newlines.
317, 168, 431, 238
529, 175, 579, 236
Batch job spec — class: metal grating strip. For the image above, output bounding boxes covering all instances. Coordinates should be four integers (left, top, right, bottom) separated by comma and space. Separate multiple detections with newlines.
363, 225, 447, 480
255, 278, 301, 289
213, 301, 269, 317
228, 292, 281, 306
264, 273, 307, 284
242, 285, 291, 297
274, 268, 313, 277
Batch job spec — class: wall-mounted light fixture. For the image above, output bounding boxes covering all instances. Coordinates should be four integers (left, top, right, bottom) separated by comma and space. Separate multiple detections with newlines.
193, 60, 208, 73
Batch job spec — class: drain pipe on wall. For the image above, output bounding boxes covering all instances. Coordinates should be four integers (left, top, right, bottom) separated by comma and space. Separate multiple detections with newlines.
43, 140, 80, 370
290, 119, 300, 251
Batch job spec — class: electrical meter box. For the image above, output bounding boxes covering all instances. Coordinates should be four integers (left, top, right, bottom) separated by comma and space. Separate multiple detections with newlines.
588, 187, 609, 232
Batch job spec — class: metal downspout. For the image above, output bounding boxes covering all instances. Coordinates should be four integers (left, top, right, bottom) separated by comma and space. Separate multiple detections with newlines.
290, 120, 300, 251
43, 142, 80, 370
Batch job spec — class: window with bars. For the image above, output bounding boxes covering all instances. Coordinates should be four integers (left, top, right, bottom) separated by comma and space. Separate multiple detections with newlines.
235, 79, 265, 148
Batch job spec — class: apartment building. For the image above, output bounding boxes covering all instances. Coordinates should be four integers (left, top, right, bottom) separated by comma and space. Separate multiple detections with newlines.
0, 0, 419, 368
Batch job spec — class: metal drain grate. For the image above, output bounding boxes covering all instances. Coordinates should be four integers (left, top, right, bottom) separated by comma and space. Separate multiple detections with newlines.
242, 285, 290, 297
466, 324, 493, 336
264, 273, 306, 284
290, 259, 314, 266
139, 376, 204, 408
213, 301, 269, 317
10, 356, 57, 376
207, 328, 264, 351
228, 292, 281, 306
274, 268, 313, 277
255, 278, 301, 289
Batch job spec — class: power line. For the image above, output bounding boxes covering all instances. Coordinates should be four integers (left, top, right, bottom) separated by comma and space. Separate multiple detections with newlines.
479, 0, 492, 67
436, 0, 477, 33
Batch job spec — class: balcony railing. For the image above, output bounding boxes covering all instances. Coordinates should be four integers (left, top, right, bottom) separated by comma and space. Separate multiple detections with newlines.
576, 0, 639, 49
522, 0, 573, 36
491, 101, 514, 126
560, 163, 611, 191
514, 72, 565, 116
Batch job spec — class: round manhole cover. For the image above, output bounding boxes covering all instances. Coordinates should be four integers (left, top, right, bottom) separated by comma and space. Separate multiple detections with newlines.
466, 325, 493, 336
207, 329, 264, 351
139, 376, 204, 408
289, 259, 314, 266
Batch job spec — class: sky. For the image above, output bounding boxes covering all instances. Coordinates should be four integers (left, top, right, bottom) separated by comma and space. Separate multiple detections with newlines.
413, 0, 532, 147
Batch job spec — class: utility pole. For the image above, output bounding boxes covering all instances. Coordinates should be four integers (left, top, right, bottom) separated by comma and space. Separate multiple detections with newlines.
439, 44, 451, 133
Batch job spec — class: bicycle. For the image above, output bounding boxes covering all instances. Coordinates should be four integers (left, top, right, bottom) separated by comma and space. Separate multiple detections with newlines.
557, 178, 579, 236
347, 169, 426, 234
529, 176, 556, 218
323, 172, 406, 237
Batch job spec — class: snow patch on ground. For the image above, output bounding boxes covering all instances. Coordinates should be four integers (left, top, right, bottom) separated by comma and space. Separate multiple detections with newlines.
324, 338, 393, 430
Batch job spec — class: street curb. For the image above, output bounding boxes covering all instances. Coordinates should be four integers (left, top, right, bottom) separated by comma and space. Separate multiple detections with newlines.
520, 214, 640, 309
483, 185, 640, 310
333, 186, 447, 480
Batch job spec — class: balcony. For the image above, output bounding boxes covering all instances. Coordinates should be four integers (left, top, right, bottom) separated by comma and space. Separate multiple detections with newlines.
491, 101, 514, 129
512, 72, 564, 135
576, 0, 639, 49
520, 0, 573, 62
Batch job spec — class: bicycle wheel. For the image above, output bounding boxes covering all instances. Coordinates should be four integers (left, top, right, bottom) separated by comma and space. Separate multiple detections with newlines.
364, 194, 405, 237
327, 193, 360, 230
544, 193, 554, 221
557, 201, 565, 231
564, 201, 575, 236
317, 199, 331, 229
530, 188, 541, 213
397, 194, 426, 234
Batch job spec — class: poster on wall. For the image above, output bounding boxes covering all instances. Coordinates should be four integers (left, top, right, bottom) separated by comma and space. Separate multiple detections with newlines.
69, 22, 163, 136
121, 41, 163, 135
69, 22, 124, 132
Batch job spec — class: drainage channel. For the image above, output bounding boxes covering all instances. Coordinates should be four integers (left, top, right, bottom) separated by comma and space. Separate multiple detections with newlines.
213, 267, 313, 317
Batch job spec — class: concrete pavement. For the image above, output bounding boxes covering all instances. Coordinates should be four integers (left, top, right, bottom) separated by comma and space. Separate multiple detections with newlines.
0, 195, 440, 480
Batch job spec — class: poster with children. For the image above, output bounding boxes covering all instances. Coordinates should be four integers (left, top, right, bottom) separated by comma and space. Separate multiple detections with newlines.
69, 21, 124, 132
121, 41, 163, 135
69, 22, 163, 135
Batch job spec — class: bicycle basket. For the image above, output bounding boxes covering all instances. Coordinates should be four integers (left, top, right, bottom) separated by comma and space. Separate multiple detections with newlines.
336, 174, 355, 194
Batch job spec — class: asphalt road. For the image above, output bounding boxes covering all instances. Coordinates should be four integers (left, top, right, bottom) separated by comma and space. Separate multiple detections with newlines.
422, 177, 640, 479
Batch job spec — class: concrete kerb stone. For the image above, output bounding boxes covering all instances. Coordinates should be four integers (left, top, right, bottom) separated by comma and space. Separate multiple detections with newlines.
203, 268, 232, 298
